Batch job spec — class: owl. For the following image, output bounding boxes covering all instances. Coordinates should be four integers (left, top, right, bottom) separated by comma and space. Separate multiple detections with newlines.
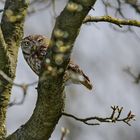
21, 35, 92, 90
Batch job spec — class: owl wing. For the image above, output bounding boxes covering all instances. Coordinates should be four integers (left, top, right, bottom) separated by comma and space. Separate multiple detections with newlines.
66, 61, 93, 90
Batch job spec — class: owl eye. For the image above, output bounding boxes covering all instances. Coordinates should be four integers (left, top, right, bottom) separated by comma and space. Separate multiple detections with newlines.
37, 38, 43, 43
24, 41, 30, 46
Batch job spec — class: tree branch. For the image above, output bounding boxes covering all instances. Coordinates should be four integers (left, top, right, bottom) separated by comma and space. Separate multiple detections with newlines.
62, 106, 135, 126
1, 0, 29, 76
0, 0, 29, 139
83, 15, 140, 27
0, 26, 10, 140
6, 0, 97, 140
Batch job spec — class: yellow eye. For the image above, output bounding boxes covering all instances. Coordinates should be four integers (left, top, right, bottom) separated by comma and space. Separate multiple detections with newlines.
37, 38, 43, 43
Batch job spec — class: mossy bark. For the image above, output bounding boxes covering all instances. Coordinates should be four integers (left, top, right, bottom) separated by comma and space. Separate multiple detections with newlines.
6, 0, 97, 140
0, 0, 29, 139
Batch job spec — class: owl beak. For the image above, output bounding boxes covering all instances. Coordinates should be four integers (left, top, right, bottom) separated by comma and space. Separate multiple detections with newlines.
32, 45, 36, 51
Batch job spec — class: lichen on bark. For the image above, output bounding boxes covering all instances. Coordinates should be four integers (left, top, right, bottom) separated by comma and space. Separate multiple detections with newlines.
0, 0, 29, 139
3, 0, 97, 140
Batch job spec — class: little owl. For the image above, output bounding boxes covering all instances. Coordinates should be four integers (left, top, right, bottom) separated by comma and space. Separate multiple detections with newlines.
21, 35, 92, 90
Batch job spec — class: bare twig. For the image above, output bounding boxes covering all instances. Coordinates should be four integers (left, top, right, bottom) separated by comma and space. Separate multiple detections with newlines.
0, 70, 37, 88
62, 106, 135, 126
83, 15, 140, 28
62, 113, 99, 125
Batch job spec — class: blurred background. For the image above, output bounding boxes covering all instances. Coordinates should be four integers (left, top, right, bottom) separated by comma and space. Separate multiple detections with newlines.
2, 0, 140, 139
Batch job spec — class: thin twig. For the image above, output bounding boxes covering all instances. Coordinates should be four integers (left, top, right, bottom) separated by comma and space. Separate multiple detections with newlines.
62, 106, 135, 126
0, 70, 38, 87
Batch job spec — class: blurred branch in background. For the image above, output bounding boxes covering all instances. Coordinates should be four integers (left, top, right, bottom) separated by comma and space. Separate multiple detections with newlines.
63, 106, 135, 126
0, 70, 37, 107
0, 70, 135, 126
0, 0, 56, 15
28, 0, 52, 15
0, 0, 138, 139
101, 0, 140, 39
101, 0, 140, 17
0, 0, 139, 16
124, 67, 140, 84
125, 0, 140, 14
8, 81, 37, 107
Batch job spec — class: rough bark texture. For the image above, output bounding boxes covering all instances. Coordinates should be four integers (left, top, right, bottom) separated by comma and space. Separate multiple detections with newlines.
0, 29, 10, 139
0, 0, 29, 139
6, 0, 97, 140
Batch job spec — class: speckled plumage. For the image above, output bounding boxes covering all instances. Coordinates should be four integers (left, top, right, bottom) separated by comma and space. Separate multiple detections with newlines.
21, 35, 92, 90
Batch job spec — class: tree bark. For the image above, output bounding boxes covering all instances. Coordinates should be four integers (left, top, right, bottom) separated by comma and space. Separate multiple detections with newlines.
6, 0, 97, 140
0, 0, 29, 139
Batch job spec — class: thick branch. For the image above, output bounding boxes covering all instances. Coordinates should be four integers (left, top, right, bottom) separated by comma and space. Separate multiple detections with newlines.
1, 0, 29, 76
0, 0, 28, 139
6, 0, 97, 140
0, 26, 10, 140
0, 28, 8, 68
84, 15, 140, 28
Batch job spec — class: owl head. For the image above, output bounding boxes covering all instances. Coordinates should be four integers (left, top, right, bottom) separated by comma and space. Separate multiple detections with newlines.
21, 35, 49, 55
